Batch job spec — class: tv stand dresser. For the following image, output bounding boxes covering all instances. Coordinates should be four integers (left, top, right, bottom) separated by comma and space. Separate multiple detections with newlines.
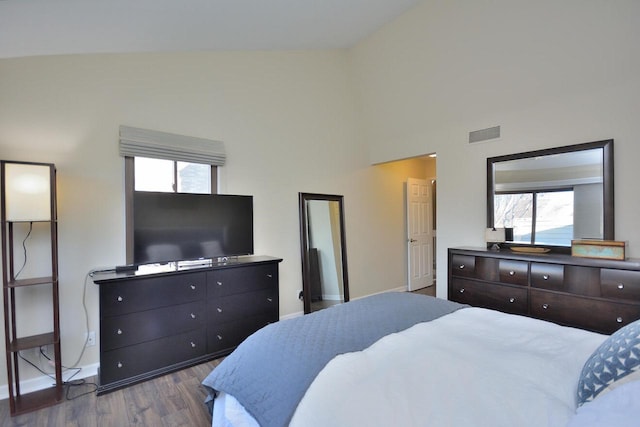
93, 255, 281, 394
448, 247, 640, 334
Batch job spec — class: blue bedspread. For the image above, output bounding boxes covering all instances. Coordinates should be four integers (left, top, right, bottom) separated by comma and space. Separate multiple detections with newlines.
202, 292, 465, 427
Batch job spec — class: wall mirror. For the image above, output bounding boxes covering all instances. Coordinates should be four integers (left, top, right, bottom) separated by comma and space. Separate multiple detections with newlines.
299, 193, 349, 314
487, 139, 614, 249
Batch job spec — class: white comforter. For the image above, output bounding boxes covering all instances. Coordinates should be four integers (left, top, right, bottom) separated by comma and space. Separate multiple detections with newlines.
215, 307, 607, 427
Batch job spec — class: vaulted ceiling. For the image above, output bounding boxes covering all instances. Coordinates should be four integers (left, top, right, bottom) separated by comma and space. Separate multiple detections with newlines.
0, 0, 422, 59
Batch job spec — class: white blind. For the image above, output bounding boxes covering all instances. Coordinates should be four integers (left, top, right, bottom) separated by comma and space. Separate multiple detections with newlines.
119, 125, 226, 166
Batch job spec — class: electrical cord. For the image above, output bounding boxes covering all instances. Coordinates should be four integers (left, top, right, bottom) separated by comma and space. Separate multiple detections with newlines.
58, 268, 118, 399
60, 268, 116, 398
18, 351, 59, 382
14, 221, 33, 279
18, 349, 98, 400
17, 268, 106, 401
65, 270, 94, 369
65, 378, 98, 400
40, 347, 98, 400
65, 267, 117, 370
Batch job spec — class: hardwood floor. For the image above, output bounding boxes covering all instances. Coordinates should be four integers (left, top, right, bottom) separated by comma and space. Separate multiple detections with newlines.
412, 284, 436, 297
0, 358, 222, 427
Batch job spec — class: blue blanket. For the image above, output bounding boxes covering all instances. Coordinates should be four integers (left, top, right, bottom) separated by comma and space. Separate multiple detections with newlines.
202, 292, 465, 427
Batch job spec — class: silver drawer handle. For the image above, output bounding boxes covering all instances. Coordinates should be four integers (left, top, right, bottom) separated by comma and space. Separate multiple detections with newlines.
117, 296, 123, 302
217, 281, 223, 286
190, 313, 196, 319
117, 362, 123, 368
543, 275, 549, 280
267, 274, 273, 278
459, 288, 465, 293
267, 297, 273, 302
190, 342, 196, 348
509, 298, 515, 303
509, 271, 515, 276
617, 317, 623, 323
190, 284, 196, 290
216, 334, 222, 340
117, 329, 123, 335
458, 264, 465, 269
542, 303, 549, 309
618, 283, 625, 290
217, 307, 223, 313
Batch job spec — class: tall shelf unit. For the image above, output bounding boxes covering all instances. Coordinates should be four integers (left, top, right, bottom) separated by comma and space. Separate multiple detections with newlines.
1, 161, 62, 415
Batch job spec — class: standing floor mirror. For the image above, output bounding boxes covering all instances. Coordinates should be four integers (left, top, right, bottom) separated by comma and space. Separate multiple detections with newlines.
298, 193, 349, 314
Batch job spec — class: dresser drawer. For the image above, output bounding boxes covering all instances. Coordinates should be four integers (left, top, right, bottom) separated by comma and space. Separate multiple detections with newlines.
208, 289, 277, 324
601, 269, 640, 301
530, 263, 564, 290
499, 260, 528, 286
450, 255, 476, 278
100, 328, 206, 384
530, 289, 640, 334
207, 313, 276, 353
450, 278, 528, 315
101, 301, 206, 351
208, 264, 278, 297
100, 272, 206, 316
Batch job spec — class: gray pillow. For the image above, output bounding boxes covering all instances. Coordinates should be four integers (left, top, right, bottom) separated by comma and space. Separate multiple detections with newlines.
577, 319, 640, 405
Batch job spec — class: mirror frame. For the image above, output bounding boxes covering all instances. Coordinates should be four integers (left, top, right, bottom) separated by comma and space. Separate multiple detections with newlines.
298, 192, 350, 314
487, 139, 614, 250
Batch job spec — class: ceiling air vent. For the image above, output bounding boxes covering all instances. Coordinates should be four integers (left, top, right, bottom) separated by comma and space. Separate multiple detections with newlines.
469, 126, 500, 143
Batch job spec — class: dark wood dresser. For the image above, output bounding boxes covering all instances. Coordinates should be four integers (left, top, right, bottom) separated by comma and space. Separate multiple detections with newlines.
448, 247, 640, 334
93, 255, 281, 394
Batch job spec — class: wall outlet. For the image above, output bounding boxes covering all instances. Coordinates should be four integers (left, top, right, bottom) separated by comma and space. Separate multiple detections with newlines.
86, 331, 96, 347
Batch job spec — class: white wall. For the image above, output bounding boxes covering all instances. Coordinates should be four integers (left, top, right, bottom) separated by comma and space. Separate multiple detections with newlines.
0, 50, 413, 385
351, 0, 640, 298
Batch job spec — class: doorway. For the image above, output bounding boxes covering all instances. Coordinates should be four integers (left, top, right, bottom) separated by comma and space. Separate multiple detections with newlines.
388, 154, 437, 291
407, 177, 434, 291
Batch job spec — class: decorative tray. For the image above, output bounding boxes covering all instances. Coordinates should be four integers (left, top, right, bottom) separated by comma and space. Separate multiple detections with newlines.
510, 247, 550, 254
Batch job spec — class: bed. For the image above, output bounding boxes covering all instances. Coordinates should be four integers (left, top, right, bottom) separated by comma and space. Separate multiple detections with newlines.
202, 292, 640, 427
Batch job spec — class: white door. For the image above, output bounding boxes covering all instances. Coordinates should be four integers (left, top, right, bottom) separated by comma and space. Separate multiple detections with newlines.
407, 178, 433, 291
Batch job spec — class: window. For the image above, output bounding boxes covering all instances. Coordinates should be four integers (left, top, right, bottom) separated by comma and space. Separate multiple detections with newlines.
494, 189, 574, 246
134, 157, 212, 194
119, 125, 225, 263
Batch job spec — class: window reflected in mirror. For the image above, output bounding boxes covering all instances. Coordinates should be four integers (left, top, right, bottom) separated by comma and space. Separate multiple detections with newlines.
495, 190, 575, 246
487, 140, 613, 249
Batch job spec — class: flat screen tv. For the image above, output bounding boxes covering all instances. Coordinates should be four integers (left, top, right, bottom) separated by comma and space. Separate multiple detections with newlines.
133, 192, 253, 264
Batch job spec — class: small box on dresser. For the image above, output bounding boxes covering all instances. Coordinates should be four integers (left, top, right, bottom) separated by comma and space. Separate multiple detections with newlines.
571, 239, 626, 261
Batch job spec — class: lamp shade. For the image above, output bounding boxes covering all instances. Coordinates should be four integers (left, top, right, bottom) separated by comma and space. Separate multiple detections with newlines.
485, 227, 506, 243
4, 163, 51, 221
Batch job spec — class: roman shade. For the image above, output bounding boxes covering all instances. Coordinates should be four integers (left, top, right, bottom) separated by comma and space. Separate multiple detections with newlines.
119, 125, 226, 166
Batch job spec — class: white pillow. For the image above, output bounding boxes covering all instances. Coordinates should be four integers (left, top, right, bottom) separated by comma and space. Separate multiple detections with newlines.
568, 380, 640, 427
